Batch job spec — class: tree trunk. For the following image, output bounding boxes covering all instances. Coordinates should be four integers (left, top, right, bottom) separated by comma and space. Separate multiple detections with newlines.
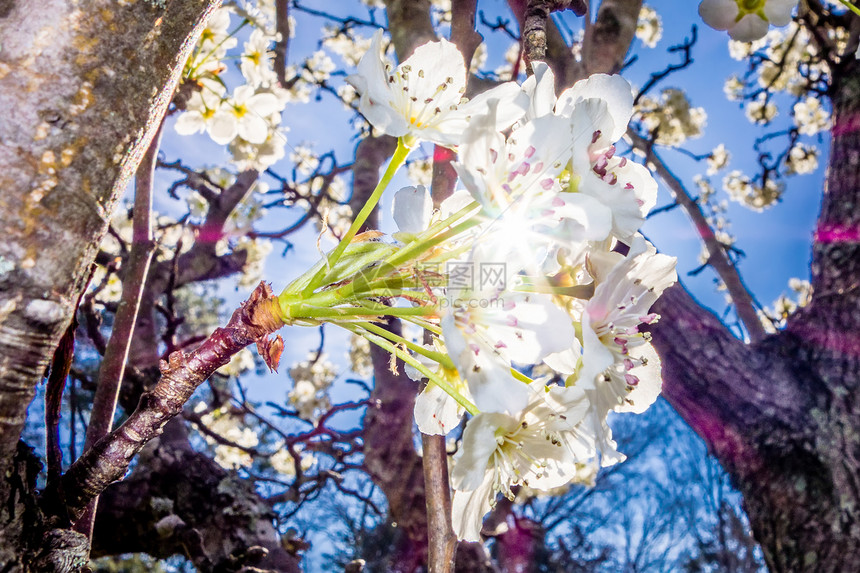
654, 55, 860, 572
0, 0, 220, 567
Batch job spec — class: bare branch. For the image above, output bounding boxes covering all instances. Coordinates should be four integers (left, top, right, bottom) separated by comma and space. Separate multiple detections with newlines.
74, 121, 164, 540
422, 433, 457, 573
627, 130, 768, 343
582, 0, 642, 75
522, 0, 587, 72
274, 0, 291, 86
62, 282, 285, 521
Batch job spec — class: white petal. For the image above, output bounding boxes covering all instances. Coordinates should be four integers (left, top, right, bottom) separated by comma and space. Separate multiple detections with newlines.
440, 189, 476, 218
763, 0, 797, 26
233, 84, 256, 105
347, 74, 410, 137
615, 343, 662, 414
451, 471, 495, 541
442, 313, 530, 415
698, 0, 740, 31
451, 413, 511, 490
402, 37, 467, 104
569, 97, 616, 165
208, 111, 238, 145
554, 193, 613, 243
522, 61, 557, 119
458, 81, 529, 132
346, 30, 410, 138
558, 74, 633, 142
248, 92, 282, 116
237, 113, 270, 144
578, 314, 616, 390
174, 111, 205, 135
493, 294, 576, 364
543, 346, 581, 376
392, 185, 433, 234
433, 82, 528, 147
729, 14, 769, 42
414, 382, 464, 435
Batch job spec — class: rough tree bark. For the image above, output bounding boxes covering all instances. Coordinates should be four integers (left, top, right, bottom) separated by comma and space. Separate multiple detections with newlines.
0, 0, 220, 568
649, 27, 860, 573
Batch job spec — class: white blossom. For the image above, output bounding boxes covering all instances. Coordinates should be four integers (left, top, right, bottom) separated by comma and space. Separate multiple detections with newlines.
699, 0, 797, 42
786, 143, 819, 174
346, 29, 528, 147
745, 93, 778, 124
209, 85, 282, 145
793, 96, 830, 135
707, 144, 731, 175
636, 5, 663, 48
451, 382, 590, 541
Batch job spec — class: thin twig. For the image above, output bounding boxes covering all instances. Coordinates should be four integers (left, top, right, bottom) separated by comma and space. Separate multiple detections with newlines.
73, 121, 163, 539
274, 0, 291, 86
627, 130, 767, 343
422, 433, 457, 573
633, 26, 697, 107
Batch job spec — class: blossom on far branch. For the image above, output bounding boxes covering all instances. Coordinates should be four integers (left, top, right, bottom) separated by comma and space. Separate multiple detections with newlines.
636, 4, 663, 48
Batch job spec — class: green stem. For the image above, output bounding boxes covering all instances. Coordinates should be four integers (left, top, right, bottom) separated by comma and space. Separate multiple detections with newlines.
340, 323, 479, 416
402, 316, 443, 336
384, 216, 484, 271
187, 21, 248, 78
301, 138, 411, 297
358, 321, 455, 370
836, 0, 860, 17
291, 303, 436, 319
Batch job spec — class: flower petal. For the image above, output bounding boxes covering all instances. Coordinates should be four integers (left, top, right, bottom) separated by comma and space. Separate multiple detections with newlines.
763, 0, 797, 26
522, 60, 557, 119
728, 14, 769, 42
237, 113, 270, 144
208, 111, 238, 145
414, 382, 464, 435
558, 74, 633, 142
392, 185, 433, 235
698, 0, 740, 31
451, 471, 495, 541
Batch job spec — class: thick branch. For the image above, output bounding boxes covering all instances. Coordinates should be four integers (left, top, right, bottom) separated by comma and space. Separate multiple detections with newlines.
0, 0, 221, 484
62, 282, 284, 521
274, 0, 291, 86
383, 0, 436, 58
581, 0, 641, 75
92, 420, 300, 572
650, 283, 810, 475
806, 55, 860, 303
628, 130, 767, 342
0, 0, 221, 565
507, 0, 586, 87
522, 0, 587, 71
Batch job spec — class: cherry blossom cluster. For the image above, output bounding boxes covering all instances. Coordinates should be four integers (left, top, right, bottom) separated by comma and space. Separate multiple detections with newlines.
173, 7, 302, 170
273, 31, 677, 541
